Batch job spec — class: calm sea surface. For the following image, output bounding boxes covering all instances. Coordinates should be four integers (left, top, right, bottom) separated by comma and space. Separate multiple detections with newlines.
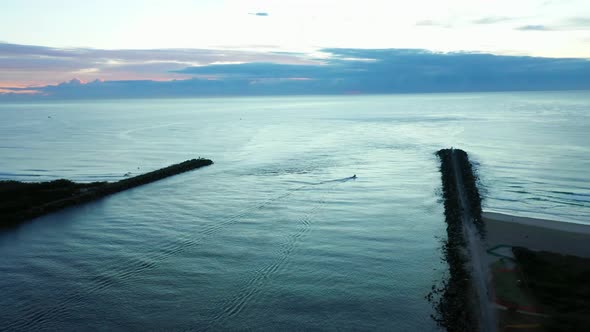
0, 92, 588, 330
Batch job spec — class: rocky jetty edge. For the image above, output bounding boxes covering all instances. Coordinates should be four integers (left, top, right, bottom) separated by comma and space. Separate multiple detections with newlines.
428, 148, 487, 332
0, 158, 213, 228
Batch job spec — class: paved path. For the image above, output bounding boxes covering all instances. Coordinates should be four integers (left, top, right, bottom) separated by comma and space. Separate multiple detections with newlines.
450, 151, 497, 332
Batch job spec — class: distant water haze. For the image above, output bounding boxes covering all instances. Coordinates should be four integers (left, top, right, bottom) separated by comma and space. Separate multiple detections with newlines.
0, 91, 588, 330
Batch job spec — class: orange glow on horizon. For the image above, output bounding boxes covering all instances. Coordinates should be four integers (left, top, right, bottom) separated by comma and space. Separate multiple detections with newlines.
1, 74, 311, 93
0, 88, 41, 95
0, 82, 40, 89
0, 72, 189, 90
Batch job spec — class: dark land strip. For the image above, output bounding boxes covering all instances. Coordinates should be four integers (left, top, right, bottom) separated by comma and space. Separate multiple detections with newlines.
0, 158, 213, 228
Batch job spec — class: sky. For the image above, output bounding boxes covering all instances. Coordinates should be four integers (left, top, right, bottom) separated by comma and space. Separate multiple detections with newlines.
1, 0, 590, 97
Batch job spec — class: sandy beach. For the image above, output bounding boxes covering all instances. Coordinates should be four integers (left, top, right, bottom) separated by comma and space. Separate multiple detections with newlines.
484, 211, 590, 258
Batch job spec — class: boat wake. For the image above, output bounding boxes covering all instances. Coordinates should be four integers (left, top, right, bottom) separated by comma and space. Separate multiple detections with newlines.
3, 175, 354, 331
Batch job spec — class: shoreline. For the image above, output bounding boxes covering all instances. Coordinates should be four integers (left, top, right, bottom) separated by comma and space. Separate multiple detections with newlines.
484, 211, 590, 258
483, 211, 590, 235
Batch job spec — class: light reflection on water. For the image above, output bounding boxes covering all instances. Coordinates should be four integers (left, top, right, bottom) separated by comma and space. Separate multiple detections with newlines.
0, 91, 588, 330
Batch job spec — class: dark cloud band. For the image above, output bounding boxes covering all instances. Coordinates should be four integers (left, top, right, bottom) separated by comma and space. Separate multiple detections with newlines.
2, 45, 590, 99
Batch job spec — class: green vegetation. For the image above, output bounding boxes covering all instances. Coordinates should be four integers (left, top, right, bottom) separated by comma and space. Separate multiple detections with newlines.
513, 247, 590, 331
0, 158, 213, 228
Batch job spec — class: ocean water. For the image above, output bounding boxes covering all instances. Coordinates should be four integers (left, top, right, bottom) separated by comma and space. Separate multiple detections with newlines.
0, 91, 588, 330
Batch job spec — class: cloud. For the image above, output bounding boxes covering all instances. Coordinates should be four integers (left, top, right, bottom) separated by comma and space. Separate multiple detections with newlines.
175, 62, 338, 79
3, 47, 590, 100
415, 20, 450, 27
515, 25, 552, 31
0, 86, 41, 95
0, 42, 318, 87
515, 17, 590, 31
415, 20, 437, 26
249, 12, 269, 16
564, 17, 590, 28
472, 16, 514, 24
